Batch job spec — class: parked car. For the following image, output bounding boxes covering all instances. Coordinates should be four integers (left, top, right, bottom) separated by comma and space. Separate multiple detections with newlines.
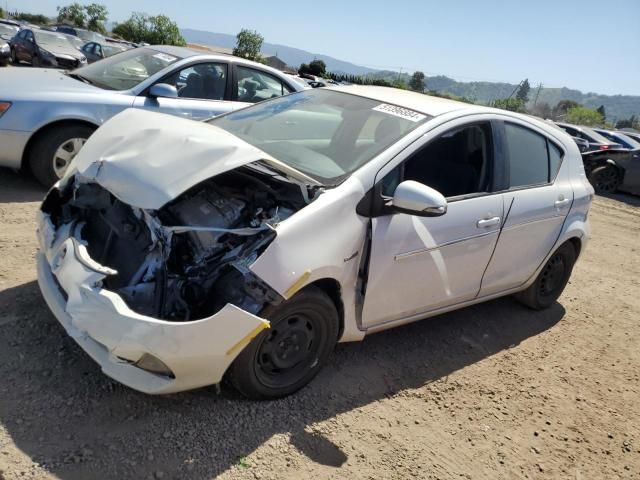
0, 46, 305, 186
619, 129, 640, 143
50, 25, 106, 44
0, 23, 18, 65
36, 86, 593, 399
556, 122, 622, 151
580, 149, 639, 195
80, 41, 127, 63
582, 129, 640, 195
9, 28, 87, 69
593, 128, 640, 151
0, 18, 21, 28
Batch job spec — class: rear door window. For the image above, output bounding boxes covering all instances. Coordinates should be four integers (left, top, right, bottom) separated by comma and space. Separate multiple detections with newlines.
504, 123, 549, 187
236, 66, 292, 103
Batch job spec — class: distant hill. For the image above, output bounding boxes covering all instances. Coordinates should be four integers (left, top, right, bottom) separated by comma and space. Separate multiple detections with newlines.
422, 76, 640, 121
180, 28, 639, 121
181, 29, 376, 75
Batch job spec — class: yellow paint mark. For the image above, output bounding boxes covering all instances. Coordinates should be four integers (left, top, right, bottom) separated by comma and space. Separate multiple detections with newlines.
284, 270, 311, 298
226, 320, 270, 356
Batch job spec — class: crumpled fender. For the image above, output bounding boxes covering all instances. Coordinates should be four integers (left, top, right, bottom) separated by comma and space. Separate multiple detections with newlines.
250, 176, 369, 342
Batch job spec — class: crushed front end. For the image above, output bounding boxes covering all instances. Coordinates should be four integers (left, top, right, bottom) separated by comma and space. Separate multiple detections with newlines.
36, 166, 311, 394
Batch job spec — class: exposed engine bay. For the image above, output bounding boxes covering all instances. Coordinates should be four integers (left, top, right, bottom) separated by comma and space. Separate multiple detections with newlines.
42, 166, 316, 320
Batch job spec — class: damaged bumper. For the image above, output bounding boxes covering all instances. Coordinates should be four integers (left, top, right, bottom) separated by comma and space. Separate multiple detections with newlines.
36, 212, 269, 395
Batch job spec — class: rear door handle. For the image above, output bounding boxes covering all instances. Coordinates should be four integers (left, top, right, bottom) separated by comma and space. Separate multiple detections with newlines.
554, 198, 571, 208
477, 216, 501, 228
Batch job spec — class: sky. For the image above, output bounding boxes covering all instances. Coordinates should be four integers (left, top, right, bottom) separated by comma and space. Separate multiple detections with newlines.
13, 0, 640, 95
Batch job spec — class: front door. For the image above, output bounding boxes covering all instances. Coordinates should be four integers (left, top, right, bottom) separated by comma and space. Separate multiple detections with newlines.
362, 121, 504, 327
133, 62, 245, 121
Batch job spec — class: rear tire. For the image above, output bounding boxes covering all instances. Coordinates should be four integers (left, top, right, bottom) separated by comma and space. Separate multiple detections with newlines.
515, 242, 577, 310
590, 165, 621, 193
28, 124, 95, 187
229, 286, 339, 400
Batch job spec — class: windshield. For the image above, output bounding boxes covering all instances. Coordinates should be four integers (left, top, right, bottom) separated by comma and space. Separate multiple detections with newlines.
71, 47, 181, 90
103, 44, 126, 57
34, 30, 75, 49
210, 89, 430, 184
580, 126, 615, 144
77, 29, 104, 43
0, 24, 18, 40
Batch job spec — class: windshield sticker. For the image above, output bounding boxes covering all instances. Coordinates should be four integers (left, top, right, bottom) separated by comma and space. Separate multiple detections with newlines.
153, 53, 177, 63
373, 103, 426, 122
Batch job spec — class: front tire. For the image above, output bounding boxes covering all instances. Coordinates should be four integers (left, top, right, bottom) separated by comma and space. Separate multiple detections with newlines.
590, 165, 621, 193
515, 242, 577, 310
229, 286, 339, 400
28, 124, 95, 187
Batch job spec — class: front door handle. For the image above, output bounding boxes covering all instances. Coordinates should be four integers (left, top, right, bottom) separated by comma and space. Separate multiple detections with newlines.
554, 198, 571, 208
477, 216, 501, 228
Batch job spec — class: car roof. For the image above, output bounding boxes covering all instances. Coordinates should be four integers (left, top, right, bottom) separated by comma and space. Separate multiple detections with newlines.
324, 85, 475, 116
557, 122, 616, 143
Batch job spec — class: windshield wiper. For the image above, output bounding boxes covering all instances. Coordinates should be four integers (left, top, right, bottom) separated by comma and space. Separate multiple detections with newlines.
66, 72, 94, 86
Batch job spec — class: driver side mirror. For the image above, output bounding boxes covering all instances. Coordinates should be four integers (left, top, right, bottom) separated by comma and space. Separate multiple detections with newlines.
149, 83, 178, 99
391, 180, 447, 217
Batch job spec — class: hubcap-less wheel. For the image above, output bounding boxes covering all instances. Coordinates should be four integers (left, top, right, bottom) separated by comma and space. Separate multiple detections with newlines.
255, 312, 320, 389
539, 253, 565, 297
593, 167, 619, 193
53, 137, 86, 178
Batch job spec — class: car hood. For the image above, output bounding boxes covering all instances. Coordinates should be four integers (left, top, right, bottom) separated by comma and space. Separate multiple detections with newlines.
0, 68, 102, 96
39, 42, 84, 59
67, 108, 311, 209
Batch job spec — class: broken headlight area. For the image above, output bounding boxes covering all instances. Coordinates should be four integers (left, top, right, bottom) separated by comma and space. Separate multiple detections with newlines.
42, 167, 312, 321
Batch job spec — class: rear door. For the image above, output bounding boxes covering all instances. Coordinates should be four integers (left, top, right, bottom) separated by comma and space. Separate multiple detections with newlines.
479, 120, 573, 296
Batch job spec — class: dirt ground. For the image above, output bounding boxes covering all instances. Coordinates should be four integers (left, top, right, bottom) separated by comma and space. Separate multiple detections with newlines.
0, 168, 639, 480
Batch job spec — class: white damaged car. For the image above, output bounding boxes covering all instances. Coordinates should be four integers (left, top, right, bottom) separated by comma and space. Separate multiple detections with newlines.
36, 86, 594, 399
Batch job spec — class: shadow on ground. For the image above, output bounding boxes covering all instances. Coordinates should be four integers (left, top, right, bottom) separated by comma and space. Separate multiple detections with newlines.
0, 168, 47, 203
0, 279, 565, 479
602, 192, 640, 207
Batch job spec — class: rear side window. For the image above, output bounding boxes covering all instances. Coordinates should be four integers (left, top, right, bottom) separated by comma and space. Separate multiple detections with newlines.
548, 142, 563, 180
505, 123, 564, 187
505, 123, 548, 187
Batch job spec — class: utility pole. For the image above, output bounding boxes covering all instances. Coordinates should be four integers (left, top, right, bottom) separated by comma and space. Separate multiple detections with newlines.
533, 83, 543, 106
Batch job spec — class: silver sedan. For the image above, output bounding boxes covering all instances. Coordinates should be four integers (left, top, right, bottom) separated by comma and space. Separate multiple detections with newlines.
0, 45, 306, 186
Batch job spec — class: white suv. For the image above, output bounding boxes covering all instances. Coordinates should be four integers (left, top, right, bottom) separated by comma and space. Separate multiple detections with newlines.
36, 86, 593, 399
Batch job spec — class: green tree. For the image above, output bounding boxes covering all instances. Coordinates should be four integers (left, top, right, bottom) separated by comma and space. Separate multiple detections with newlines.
299, 59, 326, 76
552, 99, 581, 120
530, 101, 552, 119
492, 97, 526, 113
12, 12, 49, 24
409, 71, 425, 92
516, 79, 530, 103
57, 2, 86, 27
596, 105, 606, 120
0, 7, 5, 18
233, 29, 264, 62
615, 115, 638, 129
566, 106, 604, 127
112, 12, 185, 46
85, 3, 108, 33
